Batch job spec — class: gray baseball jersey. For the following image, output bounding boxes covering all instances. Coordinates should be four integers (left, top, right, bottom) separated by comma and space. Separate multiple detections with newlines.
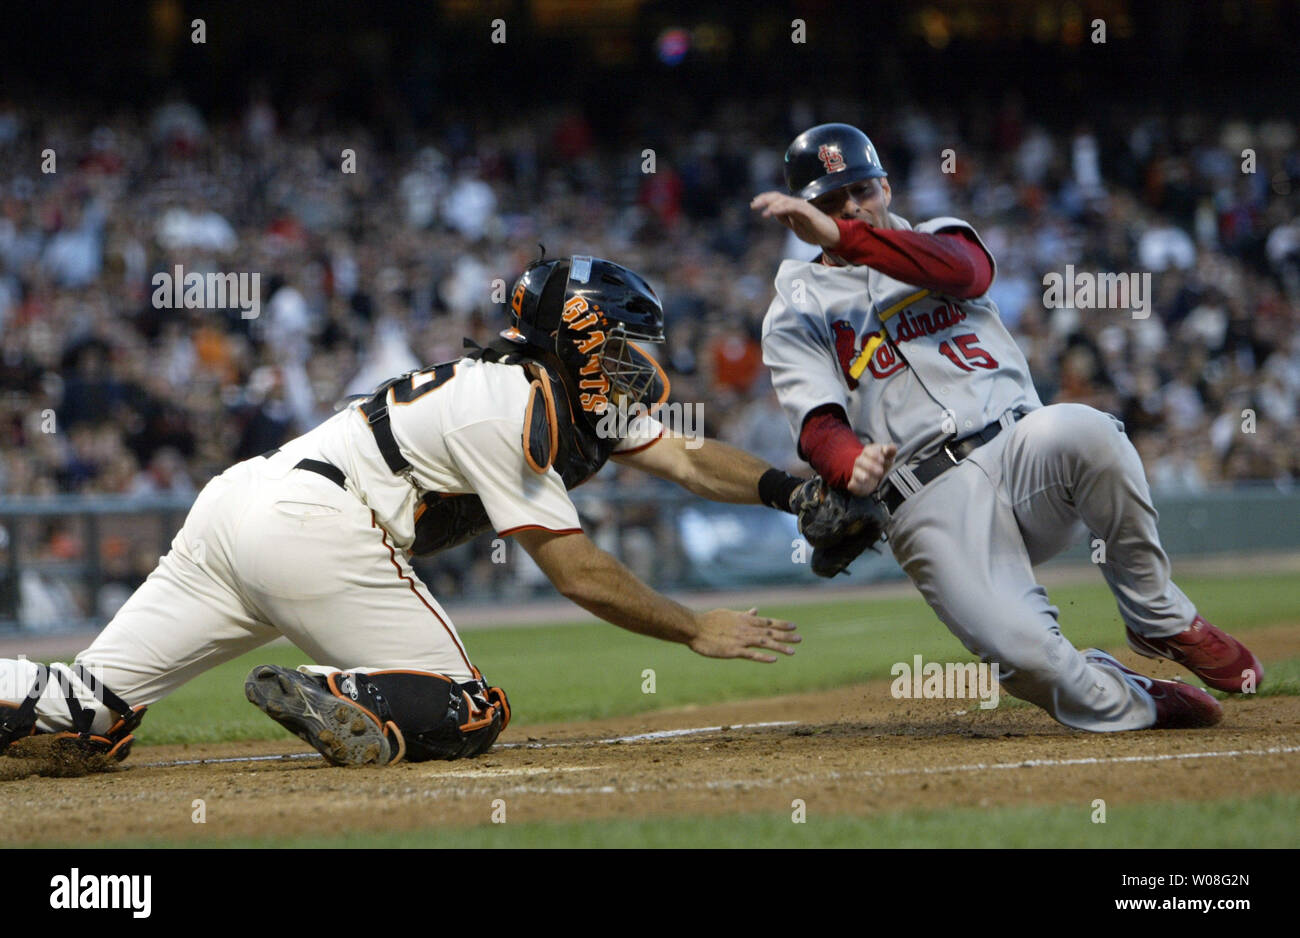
761, 214, 1042, 473
761, 212, 1198, 733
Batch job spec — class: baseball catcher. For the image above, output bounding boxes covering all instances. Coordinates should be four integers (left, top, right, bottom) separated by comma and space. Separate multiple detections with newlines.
1, 255, 811, 767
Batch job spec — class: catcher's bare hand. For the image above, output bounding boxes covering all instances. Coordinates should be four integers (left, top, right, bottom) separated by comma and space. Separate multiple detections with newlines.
848, 443, 898, 496
689, 608, 801, 663
750, 191, 841, 248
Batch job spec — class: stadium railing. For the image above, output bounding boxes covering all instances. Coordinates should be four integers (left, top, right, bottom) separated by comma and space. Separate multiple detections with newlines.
1, 482, 1297, 634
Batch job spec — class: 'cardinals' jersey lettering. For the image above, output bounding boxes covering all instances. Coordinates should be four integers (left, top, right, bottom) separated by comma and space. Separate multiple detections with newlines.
761, 214, 1041, 466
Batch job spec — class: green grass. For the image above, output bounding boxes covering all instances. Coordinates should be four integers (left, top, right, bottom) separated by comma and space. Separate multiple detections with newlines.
77, 793, 1300, 849
1217, 655, 1300, 699
120, 571, 1299, 745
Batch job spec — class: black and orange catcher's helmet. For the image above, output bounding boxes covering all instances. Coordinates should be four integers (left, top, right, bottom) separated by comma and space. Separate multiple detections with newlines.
505, 254, 669, 419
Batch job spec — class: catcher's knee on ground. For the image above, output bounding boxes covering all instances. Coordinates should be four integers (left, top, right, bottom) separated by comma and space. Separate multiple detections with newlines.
0, 660, 147, 761
245, 664, 510, 765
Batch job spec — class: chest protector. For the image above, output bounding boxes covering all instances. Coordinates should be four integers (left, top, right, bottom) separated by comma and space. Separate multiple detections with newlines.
409, 338, 617, 556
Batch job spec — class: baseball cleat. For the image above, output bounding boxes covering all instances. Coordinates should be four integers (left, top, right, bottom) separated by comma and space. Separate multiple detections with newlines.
1083, 649, 1223, 729
245, 665, 392, 766
1126, 616, 1263, 694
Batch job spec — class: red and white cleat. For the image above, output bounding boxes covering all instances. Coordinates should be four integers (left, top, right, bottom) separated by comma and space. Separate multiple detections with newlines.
1126, 616, 1263, 694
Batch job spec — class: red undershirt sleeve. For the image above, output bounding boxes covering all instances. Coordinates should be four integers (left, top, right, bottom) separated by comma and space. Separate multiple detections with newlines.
798, 404, 864, 490
832, 220, 993, 298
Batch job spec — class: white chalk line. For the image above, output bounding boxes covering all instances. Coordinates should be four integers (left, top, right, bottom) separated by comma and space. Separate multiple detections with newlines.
134, 721, 800, 768
134, 726, 1300, 801
448, 744, 1300, 798
435, 765, 601, 780
591, 721, 796, 744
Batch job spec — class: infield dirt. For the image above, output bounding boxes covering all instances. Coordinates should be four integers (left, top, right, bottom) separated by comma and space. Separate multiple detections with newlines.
2, 626, 1297, 846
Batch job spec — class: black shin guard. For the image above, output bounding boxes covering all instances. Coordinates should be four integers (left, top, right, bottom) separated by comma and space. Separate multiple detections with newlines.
328, 669, 511, 763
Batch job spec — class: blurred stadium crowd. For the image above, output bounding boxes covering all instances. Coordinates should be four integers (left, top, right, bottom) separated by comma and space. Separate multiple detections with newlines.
1, 92, 1299, 613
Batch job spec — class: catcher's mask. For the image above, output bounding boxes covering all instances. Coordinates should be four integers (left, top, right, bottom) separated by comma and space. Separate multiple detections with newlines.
505, 255, 669, 418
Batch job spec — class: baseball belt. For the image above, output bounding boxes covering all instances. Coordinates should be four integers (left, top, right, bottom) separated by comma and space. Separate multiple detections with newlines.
877, 411, 1025, 515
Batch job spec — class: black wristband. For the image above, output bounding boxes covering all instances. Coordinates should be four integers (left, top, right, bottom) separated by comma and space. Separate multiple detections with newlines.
759, 469, 804, 514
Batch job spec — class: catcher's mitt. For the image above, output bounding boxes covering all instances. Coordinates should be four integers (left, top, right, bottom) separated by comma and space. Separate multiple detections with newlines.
411, 493, 492, 556
791, 477, 890, 577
